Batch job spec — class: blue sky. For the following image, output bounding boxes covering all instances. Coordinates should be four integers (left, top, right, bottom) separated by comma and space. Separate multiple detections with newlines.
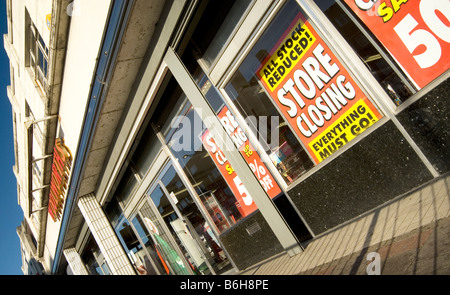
0, 0, 26, 275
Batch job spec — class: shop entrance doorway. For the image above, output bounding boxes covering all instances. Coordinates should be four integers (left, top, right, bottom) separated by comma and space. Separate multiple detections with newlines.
140, 161, 234, 275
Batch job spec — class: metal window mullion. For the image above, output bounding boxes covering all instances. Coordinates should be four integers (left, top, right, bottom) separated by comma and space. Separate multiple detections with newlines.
37, 43, 49, 60
165, 47, 302, 256
155, 129, 240, 273
158, 178, 217, 275
155, 129, 223, 237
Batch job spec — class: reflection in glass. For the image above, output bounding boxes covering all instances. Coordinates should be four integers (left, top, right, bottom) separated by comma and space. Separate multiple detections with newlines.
81, 235, 111, 275
161, 165, 232, 274
131, 129, 161, 177
105, 198, 156, 275
189, 0, 253, 69
224, 0, 315, 185
115, 217, 158, 275
313, 0, 415, 105
114, 166, 139, 207
132, 215, 168, 275
138, 200, 190, 275
152, 78, 245, 230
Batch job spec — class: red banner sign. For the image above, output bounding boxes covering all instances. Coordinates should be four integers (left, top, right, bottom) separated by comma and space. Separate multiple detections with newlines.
343, 0, 450, 89
201, 106, 282, 217
48, 139, 72, 222
257, 12, 383, 164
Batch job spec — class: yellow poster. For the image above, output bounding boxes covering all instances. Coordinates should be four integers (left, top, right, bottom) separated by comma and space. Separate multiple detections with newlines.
308, 99, 379, 162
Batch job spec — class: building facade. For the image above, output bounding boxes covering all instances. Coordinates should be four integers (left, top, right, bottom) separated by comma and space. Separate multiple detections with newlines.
5, 0, 449, 275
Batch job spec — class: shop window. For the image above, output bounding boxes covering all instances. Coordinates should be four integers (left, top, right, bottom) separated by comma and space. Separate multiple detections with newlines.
81, 235, 111, 275
188, 0, 253, 70
114, 165, 139, 207
179, 0, 314, 187
115, 216, 159, 275
220, 0, 385, 182
313, 0, 416, 106
154, 164, 233, 274
112, 117, 163, 208
131, 214, 169, 275
222, 1, 319, 185
137, 200, 191, 275
152, 77, 246, 230
107, 199, 164, 275
131, 123, 162, 177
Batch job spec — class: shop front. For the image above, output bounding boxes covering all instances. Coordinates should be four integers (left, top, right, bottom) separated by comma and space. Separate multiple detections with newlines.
76, 0, 448, 274
99, 69, 309, 274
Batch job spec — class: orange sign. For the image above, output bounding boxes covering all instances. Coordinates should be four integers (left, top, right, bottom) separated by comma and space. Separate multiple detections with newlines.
343, 0, 450, 89
48, 139, 72, 222
257, 12, 383, 164
201, 106, 282, 217
46, 14, 52, 30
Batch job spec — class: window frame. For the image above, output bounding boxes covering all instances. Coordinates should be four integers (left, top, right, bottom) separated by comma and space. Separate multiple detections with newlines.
214, 0, 394, 111
196, 0, 256, 75
209, 0, 282, 85
165, 48, 304, 255
206, 0, 396, 189
29, 24, 49, 92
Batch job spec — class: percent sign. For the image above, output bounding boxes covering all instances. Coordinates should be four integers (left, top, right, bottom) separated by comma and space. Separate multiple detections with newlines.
249, 159, 266, 178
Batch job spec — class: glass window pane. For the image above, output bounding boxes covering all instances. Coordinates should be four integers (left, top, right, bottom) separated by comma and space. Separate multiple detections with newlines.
30, 30, 36, 56
116, 218, 159, 275
38, 35, 49, 56
81, 235, 111, 275
131, 128, 161, 177
150, 184, 177, 220
161, 165, 233, 274
152, 77, 246, 227
132, 215, 168, 275
140, 198, 190, 275
189, 0, 253, 68
100, 263, 110, 275
313, 0, 415, 105
105, 198, 158, 275
38, 49, 48, 77
114, 166, 139, 207
224, 1, 315, 185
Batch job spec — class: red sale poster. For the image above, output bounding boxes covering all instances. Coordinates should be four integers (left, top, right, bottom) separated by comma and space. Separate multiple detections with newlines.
343, 0, 450, 89
201, 106, 282, 217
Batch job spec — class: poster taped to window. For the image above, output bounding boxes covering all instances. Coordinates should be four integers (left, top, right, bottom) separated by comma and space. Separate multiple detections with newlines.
257, 12, 383, 164
343, 0, 450, 89
201, 106, 282, 217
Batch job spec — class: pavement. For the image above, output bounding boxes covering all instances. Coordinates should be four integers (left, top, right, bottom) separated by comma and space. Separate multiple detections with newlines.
239, 173, 450, 275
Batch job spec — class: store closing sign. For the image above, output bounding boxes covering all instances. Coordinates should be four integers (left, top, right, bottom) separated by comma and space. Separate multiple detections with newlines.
343, 0, 450, 89
201, 106, 282, 217
257, 12, 383, 164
